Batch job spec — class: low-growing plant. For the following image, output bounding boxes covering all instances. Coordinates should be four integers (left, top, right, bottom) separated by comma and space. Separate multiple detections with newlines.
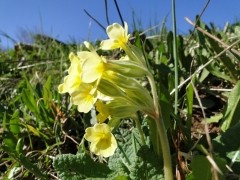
1, 2, 240, 180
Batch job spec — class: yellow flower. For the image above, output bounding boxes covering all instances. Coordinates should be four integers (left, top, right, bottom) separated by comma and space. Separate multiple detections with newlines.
58, 53, 82, 94
78, 41, 107, 83
100, 22, 147, 67
101, 22, 130, 51
84, 123, 117, 157
70, 83, 98, 113
96, 101, 110, 123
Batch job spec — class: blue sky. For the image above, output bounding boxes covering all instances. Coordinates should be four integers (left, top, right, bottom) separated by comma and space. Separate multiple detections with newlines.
0, 1, 240, 49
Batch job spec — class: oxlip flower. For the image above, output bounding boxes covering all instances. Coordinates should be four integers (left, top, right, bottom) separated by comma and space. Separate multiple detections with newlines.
101, 22, 147, 67
101, 22, 130, 51
84, 123, 117, 158
78, 41, 107, 83
70, 83, 98, 113
58, 53, 82, 94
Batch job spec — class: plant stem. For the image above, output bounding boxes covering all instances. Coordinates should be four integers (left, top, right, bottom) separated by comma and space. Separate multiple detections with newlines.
147, 74, 173, 180
134, 114, 146, 146
172, 0, 178, 116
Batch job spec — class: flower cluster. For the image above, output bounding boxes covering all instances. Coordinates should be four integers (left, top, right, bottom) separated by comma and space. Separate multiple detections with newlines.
58, 22, 155, 158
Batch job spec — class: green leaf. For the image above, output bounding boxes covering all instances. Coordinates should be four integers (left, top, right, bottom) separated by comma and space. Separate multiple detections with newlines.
108, 156, 130, 179
2, 132, 49, 180
167, 31, 174, 64
234, 26, 240, 36
145, 116, 162, 160
192, 98, 215, 109
191, 155, 212, 180
35, 82, 43, 99
204, 113, 223, 124
129, 146, 164, 180
186, 78, 194, 131
108, 117, 121, 133
53, 153, 114, 179
16, 138, 24, 154
213, 122, 240, 174
133, 31, 143, 51
16, 155, 49, 180
159, 83, 171, 130
197, 18, 238, 83
110, 128, 141, 167
198, 68, 210, 83
186, 172, 194, 180
191, 154, 227, 180
2, 131, 18, 152
21, 88, 38, 113
9, 110, 21, 134
43, 75, 52, 108
221, 81, 240, 131
2, 112, 7, 130
24, 124, 49, 140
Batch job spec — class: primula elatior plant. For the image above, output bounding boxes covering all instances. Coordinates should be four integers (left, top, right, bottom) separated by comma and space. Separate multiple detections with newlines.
58, 22, 173, 179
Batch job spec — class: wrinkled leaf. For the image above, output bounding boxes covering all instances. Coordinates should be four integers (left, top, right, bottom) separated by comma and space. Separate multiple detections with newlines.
53, 153, 117, 179
129, 146, 164, 180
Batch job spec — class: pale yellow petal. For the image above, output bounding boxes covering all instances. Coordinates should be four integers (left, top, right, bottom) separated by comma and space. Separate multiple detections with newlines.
69, 52, 81, 63
58, 83, 68, 94
77, 97, 95, 113
124, 21, 128, 39
77, 51, 94, 60
70, 83, 98, 113
85, 123, 117, 157
93, 123, 111, 133
101, 39, 119, 50
81, 59, 104, 83
84, 127, 99, 142
107, 23, 125, 40
71, 93, 95, 113
110, 134, 118, 149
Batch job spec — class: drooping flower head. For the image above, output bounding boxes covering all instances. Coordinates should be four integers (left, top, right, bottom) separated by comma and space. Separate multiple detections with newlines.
84, 123, 117, 157
70, 83, 98, 113
78, 41, 107, 84
101, 22, 130, 51
101, 22, 147, 67
58, 53, 82, 94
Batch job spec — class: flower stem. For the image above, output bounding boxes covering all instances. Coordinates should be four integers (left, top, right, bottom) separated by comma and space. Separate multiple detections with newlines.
147, 73, 173, 180
134, 114, 146, 146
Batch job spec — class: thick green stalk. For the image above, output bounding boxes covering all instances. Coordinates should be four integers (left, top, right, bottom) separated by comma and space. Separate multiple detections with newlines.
147, 73, 173, 180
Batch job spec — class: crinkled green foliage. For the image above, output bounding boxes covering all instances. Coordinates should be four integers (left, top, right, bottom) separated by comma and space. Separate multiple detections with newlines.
84, 126, 164, 179
53, 153, 118, 180
110, 127, 142, 167
129, 146, 164, 180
